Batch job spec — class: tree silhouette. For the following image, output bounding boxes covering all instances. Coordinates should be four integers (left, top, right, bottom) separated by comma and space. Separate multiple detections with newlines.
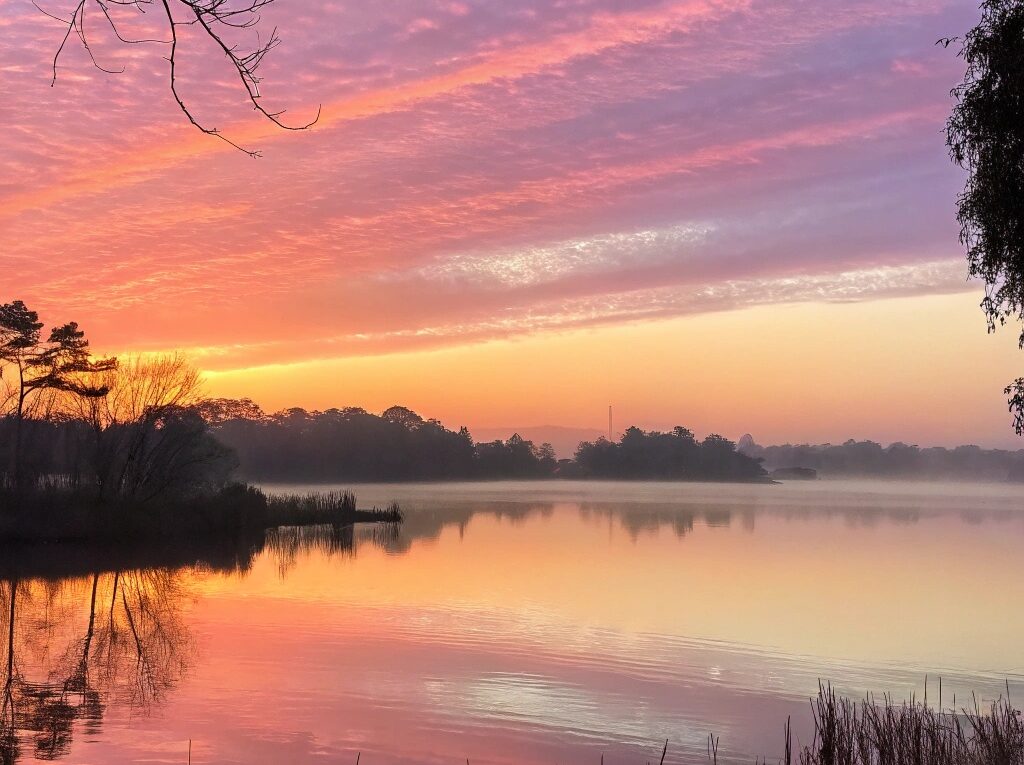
381, 406, 426, 430
0, 304, 236, 504
36, 0, 319, 156
205, 404, 551, 481
738, 436, 1024, 480
574, 427, 764, 481
944, 0, 1024, 432
81, 355, 235, 501
196, 397, 266, 424
0, 301, 114, 489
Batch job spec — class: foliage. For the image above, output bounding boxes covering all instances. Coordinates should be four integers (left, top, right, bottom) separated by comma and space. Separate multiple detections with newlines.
0, 357, 234, 502
81, 355, 236, 501
206, 400, 766, 482
0, 302, 114, 413
945, 1, 1024, 432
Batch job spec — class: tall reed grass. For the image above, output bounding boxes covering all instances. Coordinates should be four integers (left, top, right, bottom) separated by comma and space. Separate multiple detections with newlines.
265, 491, 403, 527
753, 683, 1024, 765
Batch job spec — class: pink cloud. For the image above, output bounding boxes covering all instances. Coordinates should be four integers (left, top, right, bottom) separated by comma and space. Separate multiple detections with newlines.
0, 0, 975, 364
891, 57, 930, 77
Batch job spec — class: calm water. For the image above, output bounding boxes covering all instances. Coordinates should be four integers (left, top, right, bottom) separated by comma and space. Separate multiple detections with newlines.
2, 480, 1024, 764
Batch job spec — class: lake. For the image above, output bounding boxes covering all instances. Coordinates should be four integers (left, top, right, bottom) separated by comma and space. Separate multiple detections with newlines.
2, 479, 1023, 764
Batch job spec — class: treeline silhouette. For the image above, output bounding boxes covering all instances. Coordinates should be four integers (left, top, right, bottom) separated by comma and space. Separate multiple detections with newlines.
738, 436, 1024, 481
201, 399, 768, 482
0, 300, 403, 543
571, 426, 766, 481
204, 401, 557, 481
1, 298, 236, 504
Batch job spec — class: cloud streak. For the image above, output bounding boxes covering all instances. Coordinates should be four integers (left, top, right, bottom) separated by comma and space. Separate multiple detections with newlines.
188, 259, 968, 371
0, 0, 975, 369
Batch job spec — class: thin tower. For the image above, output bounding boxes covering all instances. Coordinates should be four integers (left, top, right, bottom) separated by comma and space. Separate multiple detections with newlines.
608, 405, 613, 442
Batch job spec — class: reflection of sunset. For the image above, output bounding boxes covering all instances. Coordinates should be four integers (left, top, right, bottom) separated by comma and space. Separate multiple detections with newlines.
4, 482, 1024, 763
184, 486, 1024, 764
196, 491, 1024, 671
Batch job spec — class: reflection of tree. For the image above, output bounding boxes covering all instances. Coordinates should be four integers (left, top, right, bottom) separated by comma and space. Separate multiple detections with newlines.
17, 574, 103, 759
0, 518, 412, 761
0, 571, 191, 763
267, 523, 356, 578
355, 503, 553, 555
2, 581, 20, 765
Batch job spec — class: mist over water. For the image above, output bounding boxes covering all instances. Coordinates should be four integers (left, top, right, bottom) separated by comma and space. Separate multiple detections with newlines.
3, 479, 1023, 764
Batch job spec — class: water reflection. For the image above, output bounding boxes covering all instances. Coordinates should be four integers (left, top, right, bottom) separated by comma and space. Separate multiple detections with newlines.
266, 523, 412, 578
0, 572, 188, 762
0, 522, 400, 763
0, 481, 1022, 764
353, 486, 1021, 555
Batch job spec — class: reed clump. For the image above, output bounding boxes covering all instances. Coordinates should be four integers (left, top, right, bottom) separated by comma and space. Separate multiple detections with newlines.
787, 683, 1024, 765
266, 491, 403, 527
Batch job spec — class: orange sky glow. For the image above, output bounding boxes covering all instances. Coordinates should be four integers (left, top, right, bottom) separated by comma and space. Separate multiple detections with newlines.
3, 0, 1020, 448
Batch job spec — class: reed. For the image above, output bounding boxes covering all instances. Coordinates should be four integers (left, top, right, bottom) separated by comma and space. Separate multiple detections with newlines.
265, 491, 403, 527
784, 683, 1024, 765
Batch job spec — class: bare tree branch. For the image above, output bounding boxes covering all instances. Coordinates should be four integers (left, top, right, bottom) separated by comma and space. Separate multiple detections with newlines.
37, 0, 320, 155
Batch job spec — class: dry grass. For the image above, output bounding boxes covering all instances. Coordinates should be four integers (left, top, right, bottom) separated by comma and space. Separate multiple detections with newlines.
761, 684, 1024, 765
266, 491, 403, 527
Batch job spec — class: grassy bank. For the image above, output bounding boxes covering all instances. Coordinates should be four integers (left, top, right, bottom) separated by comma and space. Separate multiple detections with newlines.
0, 484, 402, 544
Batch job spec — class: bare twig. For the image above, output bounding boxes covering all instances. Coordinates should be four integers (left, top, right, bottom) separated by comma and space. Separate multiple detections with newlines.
35, 0, 319, 154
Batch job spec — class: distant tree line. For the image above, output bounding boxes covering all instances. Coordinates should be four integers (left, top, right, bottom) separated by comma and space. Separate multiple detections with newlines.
200, 402, 767, 483
570, 427, 767, 481
738, 436, 1024, 481
199, 400, 557, 481
0, 299, 768, 507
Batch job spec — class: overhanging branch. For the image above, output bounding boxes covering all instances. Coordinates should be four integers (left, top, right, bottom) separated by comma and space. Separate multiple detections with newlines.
37, 0, 319, 155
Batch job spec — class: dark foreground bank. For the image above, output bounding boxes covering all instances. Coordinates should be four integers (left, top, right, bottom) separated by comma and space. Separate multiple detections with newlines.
0, 485, 402, 544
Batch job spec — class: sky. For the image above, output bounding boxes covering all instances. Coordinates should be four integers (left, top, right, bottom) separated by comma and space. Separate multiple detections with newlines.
2, 0, 1021, 448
